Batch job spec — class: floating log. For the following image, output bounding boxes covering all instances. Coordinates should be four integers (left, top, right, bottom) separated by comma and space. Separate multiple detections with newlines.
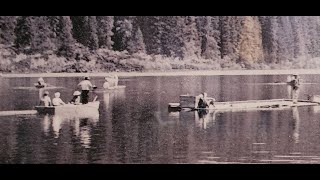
168, 95, 320, 112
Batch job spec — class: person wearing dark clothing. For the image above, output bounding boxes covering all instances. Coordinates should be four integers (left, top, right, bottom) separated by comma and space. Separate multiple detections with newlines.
81, 90, 90, 104
198, 93, 209, 109
198, 109, 208, 119
198, 98, 208, 108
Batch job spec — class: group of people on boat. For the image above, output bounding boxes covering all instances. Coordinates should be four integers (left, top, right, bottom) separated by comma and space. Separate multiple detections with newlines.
37, 74, 119, 107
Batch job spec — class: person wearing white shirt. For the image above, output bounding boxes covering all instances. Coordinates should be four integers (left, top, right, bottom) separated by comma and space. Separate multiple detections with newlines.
78, 76, 93, 104
52, 92, 66, 106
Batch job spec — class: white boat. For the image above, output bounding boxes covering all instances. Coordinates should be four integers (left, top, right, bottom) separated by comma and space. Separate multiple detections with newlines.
35, 101, 100, 116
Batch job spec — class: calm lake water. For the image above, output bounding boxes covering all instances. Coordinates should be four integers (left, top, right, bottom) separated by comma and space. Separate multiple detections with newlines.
1, 74, 320, 164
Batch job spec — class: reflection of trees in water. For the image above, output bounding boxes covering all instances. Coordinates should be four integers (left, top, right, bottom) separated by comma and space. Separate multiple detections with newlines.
111, 100, 157, 163
12, 116, 43, 163
0, 118, 18, 163
171, 119, 189, 163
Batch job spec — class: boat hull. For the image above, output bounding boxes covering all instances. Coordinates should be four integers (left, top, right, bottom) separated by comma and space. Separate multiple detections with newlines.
35, 101, 100, 116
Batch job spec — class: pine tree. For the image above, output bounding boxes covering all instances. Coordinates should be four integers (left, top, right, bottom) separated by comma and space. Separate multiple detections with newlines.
57, 16, 75, 57
303, 16, 318, 58
181, 16, 201, 59
0, 16, 17, 45
197, 16, 220, 59
260, 16, 279, 63
139, 16, 163, 55
96, 16, 114, 49
14, 16, 33, 50
127, 27, 146, 54
71, 16, 87, 45
70, 16, 99, 50
113, 16, 134, 51
277, 16, 294, 61
220, 16, 242, 60
30, 16, 56, 53
290, 16, 307, 58
230, 16, 243, 60
238, 16, 264, 64
15, 16, 55, 53
313, 16, 320, 57
210, 16, 221, 49
87, 16, 99, 50
160, 16, 184, 58
47, 16, 60, 46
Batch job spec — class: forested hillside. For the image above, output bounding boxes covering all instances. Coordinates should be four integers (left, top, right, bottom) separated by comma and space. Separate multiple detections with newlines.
1, 16, 320, 73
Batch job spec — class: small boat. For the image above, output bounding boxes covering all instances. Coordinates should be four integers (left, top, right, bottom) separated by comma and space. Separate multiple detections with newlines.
93, 85, 126, 93
168, 95, 320, 112
12, 84, 64, 90
35, 101, 100, 115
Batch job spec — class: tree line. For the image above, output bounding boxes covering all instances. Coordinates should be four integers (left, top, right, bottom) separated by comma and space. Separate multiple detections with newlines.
1, 16, 320, 70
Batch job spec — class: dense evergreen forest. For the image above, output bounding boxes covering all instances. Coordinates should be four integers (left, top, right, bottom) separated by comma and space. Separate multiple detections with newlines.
1, 16, 320, 73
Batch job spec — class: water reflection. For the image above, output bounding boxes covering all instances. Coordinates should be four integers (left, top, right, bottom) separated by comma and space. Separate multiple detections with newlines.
292, 107, 300, 144
41, 114, 99, 149
42, 115, 50, 136
2, 75, 320, 163
103, 90, 126, 110
171, 106, 304, 163
195, 110, 218, 130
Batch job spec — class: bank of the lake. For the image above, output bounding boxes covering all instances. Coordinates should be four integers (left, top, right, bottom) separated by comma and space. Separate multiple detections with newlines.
2, 69, 320, 78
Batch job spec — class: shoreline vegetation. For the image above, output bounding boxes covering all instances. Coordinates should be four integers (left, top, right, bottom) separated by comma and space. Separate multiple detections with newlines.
2, 69, 320, 78
2, 16, 320, 74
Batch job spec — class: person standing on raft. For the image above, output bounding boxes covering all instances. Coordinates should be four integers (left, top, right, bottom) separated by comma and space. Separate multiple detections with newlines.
287, 74, 301, 104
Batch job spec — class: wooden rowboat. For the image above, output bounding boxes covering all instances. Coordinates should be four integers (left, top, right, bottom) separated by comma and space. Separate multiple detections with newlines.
12, 83, 64, 90
0, 101, 100, 117
35, 101, 100, 115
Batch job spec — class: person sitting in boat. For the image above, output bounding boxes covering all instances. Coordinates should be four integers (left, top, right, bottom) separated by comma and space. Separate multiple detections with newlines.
70, 91, 81, 105
78, 76, 93, 104
35, 77, 47, 88
105, 74, 118, 88
52, 92, 66, 106
198, 93, 209, 109
40, 91, 52, 107
103, 78, 110, 89
103, 77, 114, 89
